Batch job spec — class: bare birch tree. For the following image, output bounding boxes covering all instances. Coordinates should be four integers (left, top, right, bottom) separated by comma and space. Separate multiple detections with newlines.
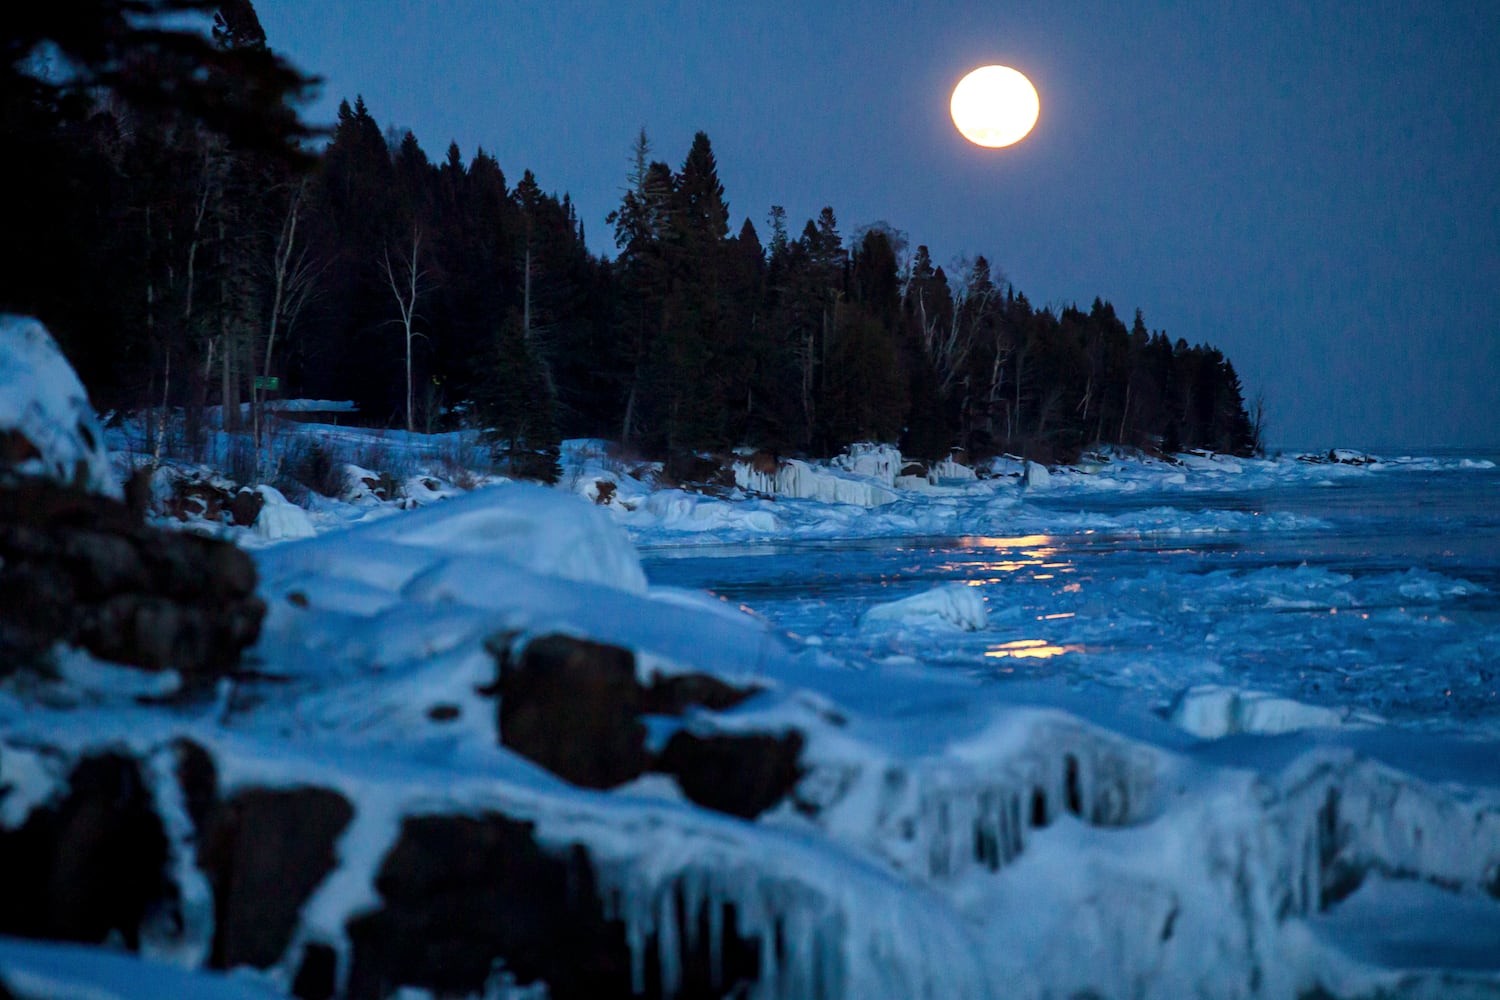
254, 178, 320, 455
383, 225, 430, 433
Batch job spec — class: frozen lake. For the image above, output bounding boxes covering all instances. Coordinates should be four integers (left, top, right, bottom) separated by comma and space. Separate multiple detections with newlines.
643, 458, 1500, 736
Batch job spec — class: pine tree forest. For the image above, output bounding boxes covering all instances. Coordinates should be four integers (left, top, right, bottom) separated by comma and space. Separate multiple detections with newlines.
2, 2, 1260, 483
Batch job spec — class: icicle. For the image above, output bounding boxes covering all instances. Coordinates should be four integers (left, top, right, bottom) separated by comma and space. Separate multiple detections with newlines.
656, 883, 681, 998
706, 883, 724, 992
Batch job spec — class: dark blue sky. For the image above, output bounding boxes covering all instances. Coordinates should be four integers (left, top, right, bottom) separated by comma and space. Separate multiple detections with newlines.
254, 1, 1499, 451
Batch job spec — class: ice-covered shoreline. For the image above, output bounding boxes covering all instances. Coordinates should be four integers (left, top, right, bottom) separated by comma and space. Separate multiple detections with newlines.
4, 321, 1500, 999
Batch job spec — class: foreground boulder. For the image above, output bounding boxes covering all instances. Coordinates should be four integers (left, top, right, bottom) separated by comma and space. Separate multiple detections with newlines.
0, 753, 172, 949
0, 316, 264, 680
344, 812, 638, 1000
0, 476, 265, 678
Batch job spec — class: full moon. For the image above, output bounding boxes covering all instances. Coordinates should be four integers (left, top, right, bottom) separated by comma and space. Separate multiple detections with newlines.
950, 65, 1040, 148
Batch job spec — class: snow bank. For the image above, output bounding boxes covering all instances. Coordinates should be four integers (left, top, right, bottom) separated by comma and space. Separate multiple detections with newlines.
358, 481, 649, 594
861, 583, 988, 631
0, 315, 119, 497
1022, 460, 1051, 489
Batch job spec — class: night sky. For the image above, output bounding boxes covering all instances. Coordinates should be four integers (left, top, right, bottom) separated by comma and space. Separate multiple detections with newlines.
253, 1, 1499, 451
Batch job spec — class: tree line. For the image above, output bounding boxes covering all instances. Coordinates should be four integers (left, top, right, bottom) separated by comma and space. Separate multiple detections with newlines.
2, 0, 1260, 482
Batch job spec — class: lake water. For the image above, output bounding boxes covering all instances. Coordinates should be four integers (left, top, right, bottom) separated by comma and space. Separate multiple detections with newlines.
642, 456, 1500, 736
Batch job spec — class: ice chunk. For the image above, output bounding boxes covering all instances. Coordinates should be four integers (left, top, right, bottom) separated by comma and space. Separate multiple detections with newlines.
0, 315, 120, 497
1168, 685, 1378, 738
861, 583, 987, 631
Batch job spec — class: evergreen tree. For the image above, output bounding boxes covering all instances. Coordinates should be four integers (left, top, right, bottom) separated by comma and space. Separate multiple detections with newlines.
473, 312, 560, 482
4, 0, 318, 163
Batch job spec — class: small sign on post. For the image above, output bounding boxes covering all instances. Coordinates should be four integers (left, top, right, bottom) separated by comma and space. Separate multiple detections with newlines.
254, 376, 281, 391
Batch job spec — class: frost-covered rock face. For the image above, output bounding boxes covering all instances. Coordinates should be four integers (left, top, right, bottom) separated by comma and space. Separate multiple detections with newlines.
0, 316, 119, 498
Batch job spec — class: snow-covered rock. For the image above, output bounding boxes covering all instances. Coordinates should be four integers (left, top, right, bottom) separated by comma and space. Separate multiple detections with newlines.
0, 315, 120, 498
1022, 460, 1051, 489
861, 583, 988, 631
250, 485, 317, 541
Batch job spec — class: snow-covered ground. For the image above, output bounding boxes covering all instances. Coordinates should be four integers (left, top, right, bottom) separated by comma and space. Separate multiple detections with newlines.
4, 326, 1500, 1000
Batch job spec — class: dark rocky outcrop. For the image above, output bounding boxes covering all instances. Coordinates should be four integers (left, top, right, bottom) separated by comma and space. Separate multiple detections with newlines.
0, 739, 769, 1000
0, 753, 173, 949
347, 812, 765, 1000
641, 672, 760, 716
291, 941, 339, 1000
229, 487, 265, 528
0, 476, 265, 679
658, 730, 805, 820
663, 452, 737, 494
498, 633, 649, 789
197, 786, 355, 970
495, 632, 802, 817
345, 813, 637, 1000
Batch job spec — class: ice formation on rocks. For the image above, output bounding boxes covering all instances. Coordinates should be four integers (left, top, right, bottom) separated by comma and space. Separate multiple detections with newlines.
732, 456, 899, 507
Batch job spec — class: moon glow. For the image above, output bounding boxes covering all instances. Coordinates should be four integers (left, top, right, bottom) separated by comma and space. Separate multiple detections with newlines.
950, 65, 1040, 148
